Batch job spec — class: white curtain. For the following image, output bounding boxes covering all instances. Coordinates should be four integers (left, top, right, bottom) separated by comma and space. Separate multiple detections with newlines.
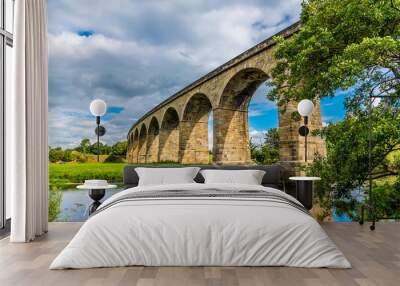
8, 0, 49, 242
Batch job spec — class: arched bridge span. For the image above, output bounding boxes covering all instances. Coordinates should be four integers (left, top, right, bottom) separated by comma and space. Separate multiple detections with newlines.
127, 22, 325, 172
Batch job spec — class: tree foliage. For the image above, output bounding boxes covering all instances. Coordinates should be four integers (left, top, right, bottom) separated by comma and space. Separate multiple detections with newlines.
266, 0, 400, 219
48, 186, 62, 222
308, 99, 400, 219
76, 139, 91, 155
48, 139, 128, 162
111, 141, 128, 156
250, 128, 280, 164
267, 0, 400, 105
49, 147, 64, 163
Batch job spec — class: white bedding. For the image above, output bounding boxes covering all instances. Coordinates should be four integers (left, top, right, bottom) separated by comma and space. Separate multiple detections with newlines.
50, 183, 351, 269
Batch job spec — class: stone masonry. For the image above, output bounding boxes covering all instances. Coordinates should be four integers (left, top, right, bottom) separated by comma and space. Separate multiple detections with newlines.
126, 22, 326, 174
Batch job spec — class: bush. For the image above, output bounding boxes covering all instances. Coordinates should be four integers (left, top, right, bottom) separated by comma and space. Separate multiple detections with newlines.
369, 182, 400, 220
49, 147, 64, 162
70, 150, 85, 162
111, 141, 127, 156
48, 187, 62, 222
250, 128, 280, 165
104, 154, 125, 163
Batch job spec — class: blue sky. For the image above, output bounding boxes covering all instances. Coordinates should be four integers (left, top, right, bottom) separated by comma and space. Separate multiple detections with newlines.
47, 0, 346, 148
230, 83, 346, 145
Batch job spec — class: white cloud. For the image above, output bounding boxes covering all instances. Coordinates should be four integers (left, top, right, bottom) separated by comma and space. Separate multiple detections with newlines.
47, 0, 301, 147
372, 97, 381, 107
249, 129, 266, 147
321, 116, 339, 123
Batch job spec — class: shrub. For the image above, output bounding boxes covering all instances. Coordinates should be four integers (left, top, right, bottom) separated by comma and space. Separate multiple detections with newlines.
104, 154, 125, 163
49, 147, 64, 162
48, 187, 62, 222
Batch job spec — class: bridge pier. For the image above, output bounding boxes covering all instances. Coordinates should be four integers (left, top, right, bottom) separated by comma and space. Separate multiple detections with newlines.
159, 129, 179, 162
213, 107, 252, 165
278, 100, 325, 175
128, 130, 139, 163
146, 118, 160, 163
138, 125, 147, 163
179, 120, 209, 164
179, 93, 212, 164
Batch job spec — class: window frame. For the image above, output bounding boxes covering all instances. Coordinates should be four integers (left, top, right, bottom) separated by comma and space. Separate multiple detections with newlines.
0, 0, 13, 231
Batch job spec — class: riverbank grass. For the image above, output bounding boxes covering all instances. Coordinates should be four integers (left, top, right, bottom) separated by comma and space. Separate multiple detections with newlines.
49, 162, 193, 189
49, 163, 126, 188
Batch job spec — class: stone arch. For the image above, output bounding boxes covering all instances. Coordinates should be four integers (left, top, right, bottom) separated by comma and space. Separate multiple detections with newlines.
138, 124, 147, 163
214, 67, 269, 164
159, 107, 180, 162
125, 22, 326, 171
179, 93, 212, 164
146, 117, 160, 163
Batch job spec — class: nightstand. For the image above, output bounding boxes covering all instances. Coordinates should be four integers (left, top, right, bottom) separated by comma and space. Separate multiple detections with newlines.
289, 176, 321, 210
77, 181, 117, 215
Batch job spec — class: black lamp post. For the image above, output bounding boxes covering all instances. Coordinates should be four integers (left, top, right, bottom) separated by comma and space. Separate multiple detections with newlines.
288, 100, 318, 211
90, 99, 107, 162
297, 99, 315, 162
360, 94, 399, 231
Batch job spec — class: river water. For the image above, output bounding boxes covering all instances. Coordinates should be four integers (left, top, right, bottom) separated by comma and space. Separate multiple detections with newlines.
55, 188, 122, 221
55, 188, 351, 222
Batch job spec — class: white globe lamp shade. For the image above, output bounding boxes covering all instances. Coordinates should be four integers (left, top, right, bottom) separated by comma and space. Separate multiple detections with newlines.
297, 99, 315, 117
90, 99, 107, 116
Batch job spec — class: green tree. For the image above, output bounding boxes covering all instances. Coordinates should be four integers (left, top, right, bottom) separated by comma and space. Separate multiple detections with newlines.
261, 128, 280, 164
111, 141, 127, 156
75, 138, 91, 155
266, 0, 400, 219
89, 142, 112, 155
308, 100, 400, 220
250, 139, 265, 164
267, 0, 399, 106
250, 128, 280, 164
63, 149, 73, 162
49, 147, 64, 163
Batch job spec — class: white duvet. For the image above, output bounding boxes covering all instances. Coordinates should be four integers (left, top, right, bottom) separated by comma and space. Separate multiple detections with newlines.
50, 183, 351, 269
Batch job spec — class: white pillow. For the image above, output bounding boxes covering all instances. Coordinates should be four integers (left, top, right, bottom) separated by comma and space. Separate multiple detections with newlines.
200, 169, 265, 185
136, 167, 200, 186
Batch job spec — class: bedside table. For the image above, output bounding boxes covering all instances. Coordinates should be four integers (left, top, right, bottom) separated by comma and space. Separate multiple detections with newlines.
77, 183, 117, 215
289, 176, 321, 210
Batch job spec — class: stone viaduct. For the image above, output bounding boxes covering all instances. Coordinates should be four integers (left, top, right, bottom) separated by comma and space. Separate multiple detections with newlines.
126, 22, 325, 173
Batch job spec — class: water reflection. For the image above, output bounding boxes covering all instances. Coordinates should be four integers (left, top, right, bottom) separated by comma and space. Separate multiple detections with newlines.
55, 188, 353, 222
56, 188, 122, 221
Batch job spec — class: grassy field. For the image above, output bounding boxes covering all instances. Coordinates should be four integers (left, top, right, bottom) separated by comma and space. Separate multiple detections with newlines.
49, 163, 126, 188
49, 162, 201, 189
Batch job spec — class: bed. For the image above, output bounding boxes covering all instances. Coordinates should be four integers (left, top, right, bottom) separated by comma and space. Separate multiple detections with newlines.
50, 165, 351, 269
